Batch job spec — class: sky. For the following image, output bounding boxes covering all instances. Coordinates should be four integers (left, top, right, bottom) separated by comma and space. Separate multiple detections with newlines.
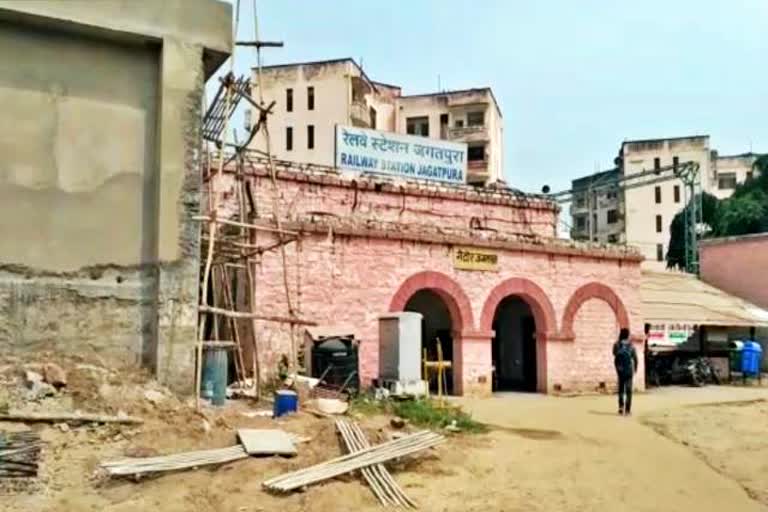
216, 0, 768, 194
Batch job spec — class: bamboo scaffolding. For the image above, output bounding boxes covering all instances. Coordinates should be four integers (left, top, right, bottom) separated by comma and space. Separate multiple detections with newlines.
195, 1, 305, 404
100, 445, 248, 477
198, 305, 315, 325
336, 420, 416, 508
262, 431, 444, 493
193, 215, 298, 236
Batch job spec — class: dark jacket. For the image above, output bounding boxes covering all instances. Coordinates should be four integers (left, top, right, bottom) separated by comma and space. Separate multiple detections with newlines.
612, 338, 638, 376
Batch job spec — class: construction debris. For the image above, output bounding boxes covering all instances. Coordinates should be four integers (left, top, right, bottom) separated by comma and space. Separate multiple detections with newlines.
0, 410, 143, 425
100, 445, 248, 477
263, 429, 445, 493
314, 398, 349, 416
337, 420, 417, 508
42, 363, 67, 389
0, 431, 42, 478
390, 417, 406, 429
237, 429, 296, 456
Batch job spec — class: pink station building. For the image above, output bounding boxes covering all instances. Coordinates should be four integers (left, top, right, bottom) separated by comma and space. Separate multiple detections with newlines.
213, 160, 645, 397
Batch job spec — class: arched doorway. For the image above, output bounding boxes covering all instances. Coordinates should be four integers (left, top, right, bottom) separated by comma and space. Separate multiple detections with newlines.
404, 290, 455, 394
492, 296, 537, 391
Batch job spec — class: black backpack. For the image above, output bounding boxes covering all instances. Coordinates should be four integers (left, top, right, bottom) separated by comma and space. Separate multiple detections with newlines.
614, 341, 634, 376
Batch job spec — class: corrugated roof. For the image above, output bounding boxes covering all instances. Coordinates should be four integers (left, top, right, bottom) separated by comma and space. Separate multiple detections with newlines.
641, 270, 768, 327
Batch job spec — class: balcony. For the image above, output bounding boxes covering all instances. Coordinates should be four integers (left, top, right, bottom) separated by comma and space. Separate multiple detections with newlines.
350, 100, 370, 128
448, 124, 489, 143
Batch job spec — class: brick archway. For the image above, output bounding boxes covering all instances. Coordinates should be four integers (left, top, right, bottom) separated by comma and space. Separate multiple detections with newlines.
480, 277, 557, 393
560, 282, 630, 340
389, 271, 474, 331
479, 278, 558, 336
389, 271, 477, 395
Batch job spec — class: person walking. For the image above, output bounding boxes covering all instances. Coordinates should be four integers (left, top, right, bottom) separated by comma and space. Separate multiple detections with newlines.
613, 328, 637, 415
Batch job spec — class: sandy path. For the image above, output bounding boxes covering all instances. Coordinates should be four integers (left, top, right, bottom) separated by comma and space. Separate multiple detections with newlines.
455, 386, 768, 512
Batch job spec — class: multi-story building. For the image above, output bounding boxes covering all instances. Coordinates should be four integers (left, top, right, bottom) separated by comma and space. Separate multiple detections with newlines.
247, 58, 504, 184
570, 135, 760, 269
711, 152, 760, 199
569, 168, 623, 244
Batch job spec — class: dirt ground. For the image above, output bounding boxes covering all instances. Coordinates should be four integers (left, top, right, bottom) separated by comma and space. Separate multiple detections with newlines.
2, 356, 767, 512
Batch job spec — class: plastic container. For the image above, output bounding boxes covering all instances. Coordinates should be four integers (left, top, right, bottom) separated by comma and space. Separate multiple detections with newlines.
273, 389, 298, 417
729, 341, 744, 373
741, 341, 763, 377
201, 342, 233, 406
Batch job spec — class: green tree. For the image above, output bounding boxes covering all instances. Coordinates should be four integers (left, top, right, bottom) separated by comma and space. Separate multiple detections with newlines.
666, 191, 719, 270
666, 154, 768, 271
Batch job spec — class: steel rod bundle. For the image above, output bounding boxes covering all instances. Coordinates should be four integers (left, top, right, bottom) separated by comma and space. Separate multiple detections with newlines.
0, 431, 42, 478
100, 445, 248, 477
263, 430, 444, 493
336, 420, 417, 508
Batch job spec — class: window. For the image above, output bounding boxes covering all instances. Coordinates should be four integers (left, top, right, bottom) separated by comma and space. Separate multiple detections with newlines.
575, 195, 586, 208
285, 126, 293, 151
654, 157, 661, 170
467, 144, 485, 162
655, 214, 663, 233
307, 125, 314, 149
606, 191, 618, 200
718, 172, 737, 190
455, 119, 464, 128
369, 107, 377, 129
575, 215, 587, 229
467, 111, 484, 126
307, 86, 315, 110
673, 156, 679, 172
674, 185, 681, 203
607, 234, 619, 243
655, 186, 662, 204
406, 116, 429, 136
747, 171, 754, 181
286, 88, 293, 112
607, 209, 619, 224
656, 244, 664, 262
439, 113, 449, 139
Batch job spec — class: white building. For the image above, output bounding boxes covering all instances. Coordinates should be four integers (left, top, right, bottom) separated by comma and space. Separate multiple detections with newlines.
570, 135, 760, 269
248, 58, 504, 185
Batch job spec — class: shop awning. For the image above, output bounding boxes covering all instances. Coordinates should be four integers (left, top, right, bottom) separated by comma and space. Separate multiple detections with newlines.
641, 270, 768, 327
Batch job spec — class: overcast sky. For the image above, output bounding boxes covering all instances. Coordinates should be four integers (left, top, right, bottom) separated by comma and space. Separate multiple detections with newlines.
218, 0, 767, 193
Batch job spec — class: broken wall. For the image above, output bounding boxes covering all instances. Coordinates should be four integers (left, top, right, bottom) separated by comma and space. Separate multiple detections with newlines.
0, 1, 232, 393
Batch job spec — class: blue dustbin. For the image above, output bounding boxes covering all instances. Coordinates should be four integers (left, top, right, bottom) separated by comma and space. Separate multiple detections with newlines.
741, 341, 763, 377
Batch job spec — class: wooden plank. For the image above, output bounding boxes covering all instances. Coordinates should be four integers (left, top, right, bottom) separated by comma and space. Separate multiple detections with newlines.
1, 411, 143, 425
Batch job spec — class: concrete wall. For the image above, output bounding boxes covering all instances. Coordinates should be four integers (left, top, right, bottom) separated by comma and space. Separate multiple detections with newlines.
213, 165, 644, 396
0, 1, 232, 392
700, 234, 768, 310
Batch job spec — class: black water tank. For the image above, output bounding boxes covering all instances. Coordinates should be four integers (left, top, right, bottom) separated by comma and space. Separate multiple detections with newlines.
311, 337, 359, 392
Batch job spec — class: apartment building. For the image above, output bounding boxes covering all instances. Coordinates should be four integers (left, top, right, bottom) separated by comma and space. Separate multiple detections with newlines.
247, 58, 504, 184
570, 136, 760, 269
569, 168, 623, 243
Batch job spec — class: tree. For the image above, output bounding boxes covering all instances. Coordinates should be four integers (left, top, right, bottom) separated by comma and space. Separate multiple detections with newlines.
713, 154, 768, 236
666, 154, 768, 271
666, 191, 719, 270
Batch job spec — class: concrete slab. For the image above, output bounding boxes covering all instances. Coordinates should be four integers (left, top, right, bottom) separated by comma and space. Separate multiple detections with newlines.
237, 429, 296, 456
